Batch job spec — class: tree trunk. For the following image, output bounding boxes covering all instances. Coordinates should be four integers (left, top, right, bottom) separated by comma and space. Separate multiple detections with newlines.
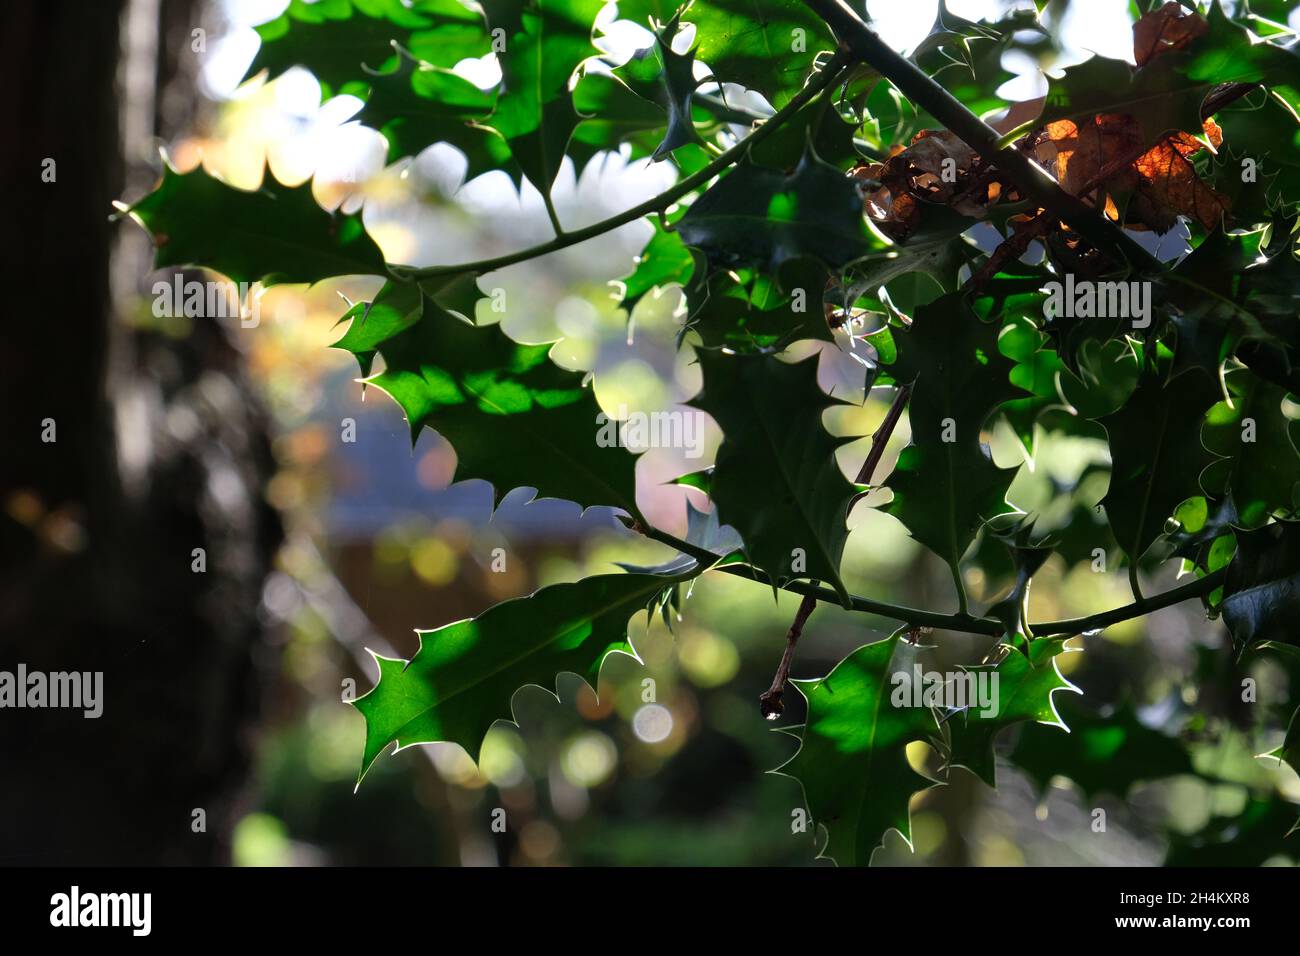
0, 0, 281, 864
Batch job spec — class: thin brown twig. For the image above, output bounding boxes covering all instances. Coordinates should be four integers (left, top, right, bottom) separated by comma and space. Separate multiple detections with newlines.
759, 593, 819, 718
853, 382, 913, 500
625, 514, 1226, 637
754, 381, 915, 716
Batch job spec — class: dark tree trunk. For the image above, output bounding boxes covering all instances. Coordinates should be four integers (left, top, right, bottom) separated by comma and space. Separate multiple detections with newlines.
0, 0, 281, 864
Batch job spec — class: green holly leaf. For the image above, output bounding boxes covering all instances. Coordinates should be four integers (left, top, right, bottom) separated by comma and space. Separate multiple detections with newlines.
1189, 3, 1300, 109
355, 48, 502, 172
612, 12, 705, 162
776, 632, 941, 866
1168, 495, 1239, 573
999, 321, 1067, 455
686, 0, 836, 106
1231, 217, 1300, 392
682, 257, 832, 350
1214, 95, 1300, 214
690, 348, 855, 604
246, 0, 490, 98
1009, 697, 1195, 800
1222, 519, 1300, 649
843, 202, 977, 306
1166, 217, 1300, 395
125, 164, 386, 285
612, 0, 684, 29
1201, 368, 1300, 529
353, 569, 691, 776
337, 279, 642, 515
333, 276, 426, 377
670, 467, 713, 495
619, 215, 695, 303
944, 638, 1081, 788
748, 94, 862, 171
884, 294, 1023, 590
1097, 365, 1223, 568
676, 150, 872, 273
481, 0, 604, 195
910, 7, 1042, 124
1246, 638, 1300, 679
569, 70, 673, 167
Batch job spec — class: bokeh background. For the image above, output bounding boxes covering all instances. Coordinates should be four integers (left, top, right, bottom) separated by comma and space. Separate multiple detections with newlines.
4, 0, 1299, 866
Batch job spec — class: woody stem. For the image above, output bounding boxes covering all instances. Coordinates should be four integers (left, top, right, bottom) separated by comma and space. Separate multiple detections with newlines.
759, 594, 819, 718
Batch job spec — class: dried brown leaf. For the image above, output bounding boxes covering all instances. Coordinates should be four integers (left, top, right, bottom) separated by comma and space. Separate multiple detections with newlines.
1134, 2, 1208, 68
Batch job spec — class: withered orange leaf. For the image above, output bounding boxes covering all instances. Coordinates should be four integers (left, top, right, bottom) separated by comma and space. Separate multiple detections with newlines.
1033, 115, 1143, 198
1133, 136, 1230, 231
1133, 1, 1208, 68
1031, 112, 1227, 232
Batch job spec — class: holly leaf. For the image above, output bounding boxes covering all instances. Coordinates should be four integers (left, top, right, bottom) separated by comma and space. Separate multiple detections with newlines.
884, 293, 1022, 584
333, 276, 426, 376
683, 0, 835, 106
676, 150, 872, 273
337, 279, 642, 515
1222, 519, 1300, 650
481, 0, 604, 195
1166, 217, 1300, 395
619, 215, 695, 303
245, 0, 490, 98
353, 569, 690, 776
1168, 494, 1239, 568
125, 164, 386, 285
612, 12, 705, 162
776, 632, 941, 866
749, 94, 861, 171
690, 348, 856, 604
670, 467, 713, 495
569, 70, 673, 166
1187, 3, 1300, 108
682, 257, 833, 350
355, 48, 502, 173
1214, 94, 1300, 214
845, 201, 977, 304
1201, 368, 1300, 528
1097, 365, 1223, 567
944, 638, 1081, 788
